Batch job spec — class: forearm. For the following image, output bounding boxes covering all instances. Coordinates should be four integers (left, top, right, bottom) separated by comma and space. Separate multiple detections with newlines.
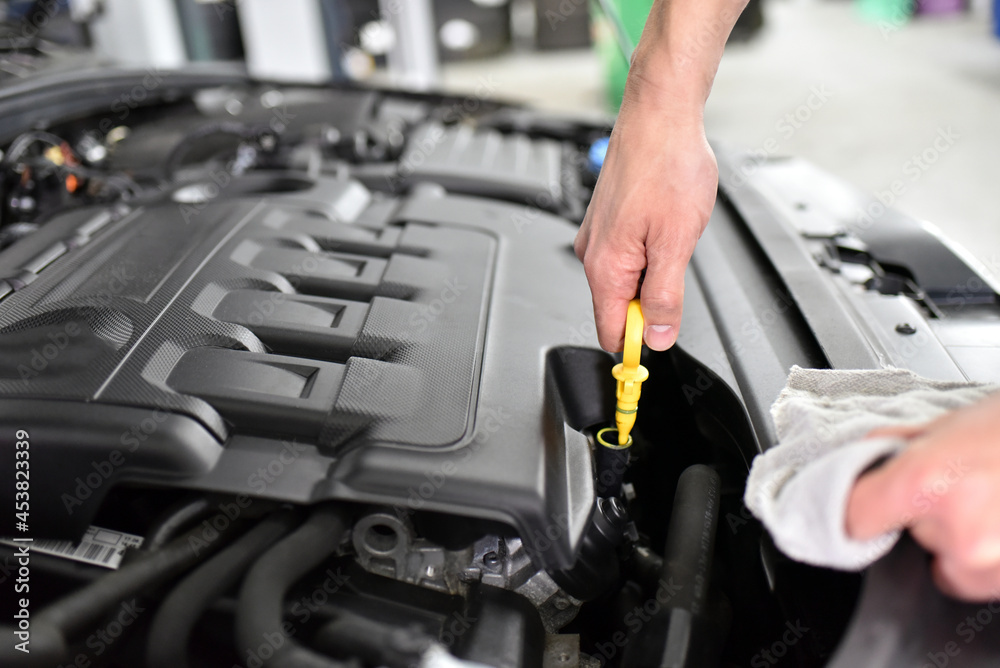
625, 0, 750, 121
576, 0, 748, 351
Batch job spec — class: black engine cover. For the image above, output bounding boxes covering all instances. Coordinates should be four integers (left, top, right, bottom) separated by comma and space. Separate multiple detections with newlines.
0, 172, 605, 571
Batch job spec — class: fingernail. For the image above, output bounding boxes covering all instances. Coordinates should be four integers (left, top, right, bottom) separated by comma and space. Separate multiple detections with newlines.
644, 324, 676, 351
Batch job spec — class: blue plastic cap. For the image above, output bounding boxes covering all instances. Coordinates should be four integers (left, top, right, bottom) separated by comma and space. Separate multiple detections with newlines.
588, 137, 610, 174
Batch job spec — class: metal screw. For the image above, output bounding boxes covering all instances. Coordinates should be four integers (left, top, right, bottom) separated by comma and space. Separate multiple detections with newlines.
895, 323, 917, 335
483, 551, 499, 567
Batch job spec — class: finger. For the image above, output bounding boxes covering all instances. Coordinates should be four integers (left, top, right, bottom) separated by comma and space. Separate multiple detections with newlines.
583, 248, 644, 352
639, 238, 690, 351
865, 423, 931, 442
865, 410, 957, 444
908, 515, 947, 554
932, 556, 1000, 602
916, 476, 1000, 569
845, 460, 918, 541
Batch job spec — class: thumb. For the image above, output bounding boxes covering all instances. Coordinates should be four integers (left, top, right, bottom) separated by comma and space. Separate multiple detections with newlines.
845, 460, 917, 541
639, 246, 687, 351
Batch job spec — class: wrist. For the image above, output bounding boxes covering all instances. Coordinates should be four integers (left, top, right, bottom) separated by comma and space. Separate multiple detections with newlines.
618, 78, 706, 140
621, 49, 707, 130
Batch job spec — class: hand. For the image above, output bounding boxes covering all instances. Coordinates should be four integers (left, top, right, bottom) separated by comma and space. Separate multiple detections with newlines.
846, 392, 1000, 601
574, 86, 718, 352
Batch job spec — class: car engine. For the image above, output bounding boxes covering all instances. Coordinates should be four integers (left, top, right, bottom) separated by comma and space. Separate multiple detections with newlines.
1, 65, 998, 668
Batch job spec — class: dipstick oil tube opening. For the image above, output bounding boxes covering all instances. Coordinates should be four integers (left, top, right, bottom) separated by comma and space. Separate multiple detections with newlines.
595, 427, 631, 497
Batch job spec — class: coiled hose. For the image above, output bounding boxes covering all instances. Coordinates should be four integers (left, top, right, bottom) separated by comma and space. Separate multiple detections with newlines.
235, 504, 361, 668
147, 510, 300, 668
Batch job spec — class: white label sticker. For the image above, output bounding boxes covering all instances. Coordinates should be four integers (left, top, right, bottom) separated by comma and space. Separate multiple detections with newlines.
2, 526, 144, 569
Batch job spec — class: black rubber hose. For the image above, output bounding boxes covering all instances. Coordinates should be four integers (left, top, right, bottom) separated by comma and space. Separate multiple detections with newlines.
0, 130, 66, 167
312, 614, 435, 668
235, 504, 360, 668
0, 522, 236, 667
660, 464, 721, 616
622, 465, 725, 668
163, 121, 274, 180
144, 496, 212, 551
147, 510, 300, 668
629, 545, 666, 590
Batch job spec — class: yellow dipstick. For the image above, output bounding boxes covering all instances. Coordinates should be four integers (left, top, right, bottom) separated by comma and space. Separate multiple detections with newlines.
611, 299, 649, 446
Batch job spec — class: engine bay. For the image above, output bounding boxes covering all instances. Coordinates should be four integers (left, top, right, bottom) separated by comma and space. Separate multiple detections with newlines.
0, 68, 931, 668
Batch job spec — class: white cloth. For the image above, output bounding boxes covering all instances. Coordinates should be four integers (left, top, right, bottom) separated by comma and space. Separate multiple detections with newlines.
745, 366, 999, 570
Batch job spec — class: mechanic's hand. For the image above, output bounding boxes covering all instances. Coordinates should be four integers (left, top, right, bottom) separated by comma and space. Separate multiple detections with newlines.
574, 85, 718, 352
846, 392, 1000, 601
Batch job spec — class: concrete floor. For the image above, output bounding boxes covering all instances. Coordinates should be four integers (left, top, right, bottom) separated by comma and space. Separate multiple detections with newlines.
440, 0, 1000, 282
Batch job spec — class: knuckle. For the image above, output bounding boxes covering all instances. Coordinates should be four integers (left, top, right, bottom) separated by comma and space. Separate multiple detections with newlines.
581, 254, 603, 282
641, 290, 684, 316
582, 249, 618, 283
903, 456, 949, 495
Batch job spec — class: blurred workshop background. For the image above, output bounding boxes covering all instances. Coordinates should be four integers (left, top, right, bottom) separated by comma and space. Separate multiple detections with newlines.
4, 0, 999, 280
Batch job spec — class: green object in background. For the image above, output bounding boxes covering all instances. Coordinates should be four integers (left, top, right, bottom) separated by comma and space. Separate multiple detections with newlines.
855, 0, 913, 25
592, 0, 655, 112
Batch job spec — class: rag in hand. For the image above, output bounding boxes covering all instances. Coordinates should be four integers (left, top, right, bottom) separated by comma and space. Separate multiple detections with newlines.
744, 366, 999, 570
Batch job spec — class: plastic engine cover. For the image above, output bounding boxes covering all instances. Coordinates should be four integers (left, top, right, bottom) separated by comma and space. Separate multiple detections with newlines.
0, 173, 603, 572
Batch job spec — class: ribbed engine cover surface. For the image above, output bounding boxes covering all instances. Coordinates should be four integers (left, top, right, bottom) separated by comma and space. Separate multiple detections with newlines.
0, 173, 603, 570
